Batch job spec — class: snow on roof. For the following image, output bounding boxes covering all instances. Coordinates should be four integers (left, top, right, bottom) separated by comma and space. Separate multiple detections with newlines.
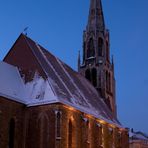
0, 61, 26, 103
1, 34, 122, 127
129, 131, 148, 140
0, 61, 58, 105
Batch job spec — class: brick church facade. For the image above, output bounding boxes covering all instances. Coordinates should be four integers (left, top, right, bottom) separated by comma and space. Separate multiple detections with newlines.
0, 0, 129, 148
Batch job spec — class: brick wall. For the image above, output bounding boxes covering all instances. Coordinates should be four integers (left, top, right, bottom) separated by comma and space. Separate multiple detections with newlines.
0, 98, 129, 148
0, 96, 25, 148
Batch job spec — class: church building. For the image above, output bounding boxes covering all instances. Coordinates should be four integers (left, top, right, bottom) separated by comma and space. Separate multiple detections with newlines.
0, 0, 129, 147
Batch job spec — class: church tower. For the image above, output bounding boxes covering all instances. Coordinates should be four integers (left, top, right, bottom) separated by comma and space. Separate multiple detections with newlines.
78, 0, 117, 117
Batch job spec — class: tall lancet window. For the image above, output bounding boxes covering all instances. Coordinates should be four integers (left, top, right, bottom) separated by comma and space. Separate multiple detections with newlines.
85, 69, 91, 82
86, 120, 90, 145
108, 127, 113, 146
38, 113, 49, 148
117, 131, 122, 147
87, 38, 95, 58
82, 117, 90, 146
68, 120, 73, 148
98, 38, 103, 56
55, 111, 61, 139
92, 68, 97, 87
9, 118, 15, 148
98, 72, 102, 88
97, 123, 103, 147
106, 41, 109, 61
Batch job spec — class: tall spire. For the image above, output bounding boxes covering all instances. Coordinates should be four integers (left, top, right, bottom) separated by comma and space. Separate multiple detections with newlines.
87, 0, 105, 32
79, 0, 117, 118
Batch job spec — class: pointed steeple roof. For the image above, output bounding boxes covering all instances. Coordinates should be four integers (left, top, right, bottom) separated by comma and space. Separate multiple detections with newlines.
87, 0, 105, 32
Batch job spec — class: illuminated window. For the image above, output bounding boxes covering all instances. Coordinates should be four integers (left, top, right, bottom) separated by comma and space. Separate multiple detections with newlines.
108, 127, 113, 146
96, 123, 103, 147
9, 118, 15, 148
101, 125, 104, 147
86, 120, 90, 144
68, 120, 73, 148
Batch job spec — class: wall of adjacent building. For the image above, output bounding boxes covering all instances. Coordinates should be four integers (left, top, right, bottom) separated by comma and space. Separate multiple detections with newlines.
130, 140, 148, 148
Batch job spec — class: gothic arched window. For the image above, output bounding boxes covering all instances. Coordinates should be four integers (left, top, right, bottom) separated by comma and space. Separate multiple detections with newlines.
92, 68, 97, 87
98, 38, 103, 56
117, 132, 122, 147
108, 127, 113, 146
38, 113, 49, 148
98, 72, 101, 88
87, 38, 95, 58
68, 120, 73, 148
9, 118, 15, 148
97, 123, 103, 147
85, 69, 91, 82
86, 120, 90, 145
56, 111, 61, 138
106, 41, 109, 61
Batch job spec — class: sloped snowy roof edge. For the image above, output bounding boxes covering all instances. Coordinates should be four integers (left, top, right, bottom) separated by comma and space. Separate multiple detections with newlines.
58, 100, 123, 128
0, 92, 26, 104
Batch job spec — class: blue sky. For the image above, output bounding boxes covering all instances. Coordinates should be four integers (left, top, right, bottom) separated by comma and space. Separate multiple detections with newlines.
0, 0, 148, 133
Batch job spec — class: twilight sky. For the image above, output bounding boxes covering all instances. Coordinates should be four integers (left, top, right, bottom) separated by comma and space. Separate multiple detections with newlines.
0, 0, 148, 133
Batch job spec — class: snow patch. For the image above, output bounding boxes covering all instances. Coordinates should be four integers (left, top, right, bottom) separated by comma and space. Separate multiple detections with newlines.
24, 72, 58, 104
0, 62, 57, 105
0, 62, 26, 99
